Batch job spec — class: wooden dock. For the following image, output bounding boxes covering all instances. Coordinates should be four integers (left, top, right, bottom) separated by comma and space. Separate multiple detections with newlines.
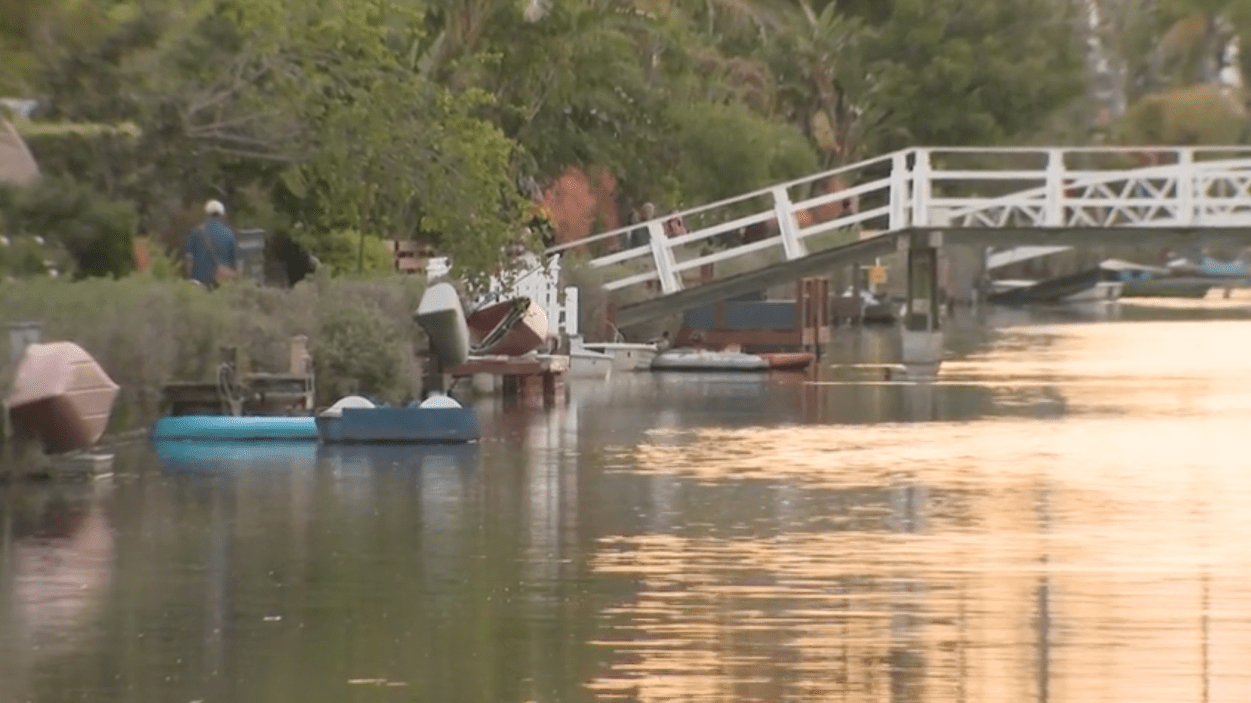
161, 338, 314, 417
446, 355, 568, 406
675, 278, 830, 353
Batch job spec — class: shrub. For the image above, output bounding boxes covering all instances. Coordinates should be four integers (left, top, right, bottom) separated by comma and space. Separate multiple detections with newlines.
295, 229, 398, 277
0, 274, 428, 431
1, 176, 139, 279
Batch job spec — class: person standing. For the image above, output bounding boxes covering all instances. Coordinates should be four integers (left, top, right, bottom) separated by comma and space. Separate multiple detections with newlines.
184, 199, 240, 289
628, 202, 655, 249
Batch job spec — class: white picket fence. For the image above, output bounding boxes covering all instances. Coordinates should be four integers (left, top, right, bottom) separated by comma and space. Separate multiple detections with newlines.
425, 255, 579, 339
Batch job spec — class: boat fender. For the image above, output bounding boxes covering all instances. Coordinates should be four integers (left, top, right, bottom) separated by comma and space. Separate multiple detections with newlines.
417, 392, 463, 409
319, 395, 377, 417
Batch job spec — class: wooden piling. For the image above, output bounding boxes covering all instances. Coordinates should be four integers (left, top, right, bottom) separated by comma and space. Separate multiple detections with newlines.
446, 355, 568, 407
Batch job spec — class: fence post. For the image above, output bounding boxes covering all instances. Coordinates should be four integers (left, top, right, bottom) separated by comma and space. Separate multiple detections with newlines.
3, 321, 42, 449
648, 221, 682, 294
8, 321, 42, 367
1177, 148, 1195, 226
563, 286, 580, 337
772, 186, 808, 260
1044, 149, 1065, 226
911, 150, 932, 227
890, 151, 912, 230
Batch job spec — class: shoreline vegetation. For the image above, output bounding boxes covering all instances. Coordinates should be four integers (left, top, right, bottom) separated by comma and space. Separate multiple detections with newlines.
0, 256, 643, 442
0, 273, 431, 436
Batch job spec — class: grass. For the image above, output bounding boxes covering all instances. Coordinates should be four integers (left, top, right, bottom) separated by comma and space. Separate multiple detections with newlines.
0, 271, 429, 433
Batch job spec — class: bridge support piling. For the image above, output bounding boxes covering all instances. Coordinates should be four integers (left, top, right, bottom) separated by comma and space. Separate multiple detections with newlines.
900, 233, 943, 377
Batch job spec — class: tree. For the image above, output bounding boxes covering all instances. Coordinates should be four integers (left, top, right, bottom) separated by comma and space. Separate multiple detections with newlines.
856, 0, 1087, 150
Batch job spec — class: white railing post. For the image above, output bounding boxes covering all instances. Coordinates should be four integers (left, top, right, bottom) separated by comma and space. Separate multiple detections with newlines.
1044, 149, 1065, 226
911, 149, 932, 227
563, 286, 579, 337
890, 151, 911, 230
648, 221, 683, 294
1177, 148, 1195, 226
772, 185, 808, 260
546, 255, 561, 324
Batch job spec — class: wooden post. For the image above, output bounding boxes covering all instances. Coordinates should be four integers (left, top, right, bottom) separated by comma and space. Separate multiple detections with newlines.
905, 242, 941, 333
8, 321, 42, 366
851, 264, 863, 326
4, 322, 42, 453
288, 335, 309, 375
605, 301, 619, 341
796, 279, 808, 347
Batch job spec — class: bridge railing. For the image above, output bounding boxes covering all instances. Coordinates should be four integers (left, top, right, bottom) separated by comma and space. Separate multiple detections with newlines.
549, 151, 914, 296
922, 146, 1251, 228
557, 145, 1251, 298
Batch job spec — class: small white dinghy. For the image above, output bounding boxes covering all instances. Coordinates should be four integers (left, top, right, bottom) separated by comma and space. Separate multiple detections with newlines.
568, 336, 614, 379
578, 341, 659, 372
650, 347, 769, 372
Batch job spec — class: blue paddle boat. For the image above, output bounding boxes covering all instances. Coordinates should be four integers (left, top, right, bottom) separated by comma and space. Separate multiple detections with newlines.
152, 415, 319, 441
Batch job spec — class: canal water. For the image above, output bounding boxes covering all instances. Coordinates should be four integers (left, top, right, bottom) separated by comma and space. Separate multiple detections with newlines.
4, 301, 1251, 702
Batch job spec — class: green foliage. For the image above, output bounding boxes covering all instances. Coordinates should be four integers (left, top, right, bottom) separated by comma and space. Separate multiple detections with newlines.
0, 0, 1171, 282
863, 0, 1086, 149
1118, 83, 1249, 144
666, 101, 819, 204
314, 299, 407, 403
299, 229, 397, 277
0, 235, 74, 278
0, 274, 428, 427
0, 177, 137, 278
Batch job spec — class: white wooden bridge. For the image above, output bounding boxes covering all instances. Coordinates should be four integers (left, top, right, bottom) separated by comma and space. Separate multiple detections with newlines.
548, 146, 1251, 327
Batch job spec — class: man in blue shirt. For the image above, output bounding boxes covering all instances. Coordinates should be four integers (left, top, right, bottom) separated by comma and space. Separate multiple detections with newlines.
183, 200, 240, 289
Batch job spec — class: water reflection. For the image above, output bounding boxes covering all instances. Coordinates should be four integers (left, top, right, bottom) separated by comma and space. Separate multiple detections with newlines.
154, 440, 319, 472
6, 315, 1251, 701
586, 320, 1251, 703
0, 483, 115, 698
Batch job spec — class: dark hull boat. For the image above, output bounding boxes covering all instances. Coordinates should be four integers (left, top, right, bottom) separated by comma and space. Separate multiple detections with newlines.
466, 297, 549, 356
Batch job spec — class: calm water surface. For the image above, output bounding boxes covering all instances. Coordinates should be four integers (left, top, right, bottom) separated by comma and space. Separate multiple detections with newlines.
4, 302, 1251, 702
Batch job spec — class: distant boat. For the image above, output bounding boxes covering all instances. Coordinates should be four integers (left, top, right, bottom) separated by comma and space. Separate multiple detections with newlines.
651, 348, 814, 373
466, 297, 549, 356
578, 341, 659, 371
987, 259, 1149, 305
1166, 256, 1251, 279
567, 337, 614, 379
414, 282, 470, 368
757, 352, 817, 372
6, 342, 120, 454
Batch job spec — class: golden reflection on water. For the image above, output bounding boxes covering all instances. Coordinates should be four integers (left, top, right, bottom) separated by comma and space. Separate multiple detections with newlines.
591, 320, 1251, 702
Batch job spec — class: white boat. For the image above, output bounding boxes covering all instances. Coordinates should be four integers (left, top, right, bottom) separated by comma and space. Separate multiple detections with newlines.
651, 347, 769, 372
651, 347, 816, 373
569, 348, 614, 379
1060, 280, 1123, 302
414, 282, 470, 368
578, 341, 659, 372
988, 260, 1129, 305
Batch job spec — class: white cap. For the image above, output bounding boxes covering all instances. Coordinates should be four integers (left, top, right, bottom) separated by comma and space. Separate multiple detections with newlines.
205, 199, 226, 216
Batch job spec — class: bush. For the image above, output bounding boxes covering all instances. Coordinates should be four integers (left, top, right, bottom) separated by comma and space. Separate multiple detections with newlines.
0, 274, 428, 431
294, 228, 398, 277
1117, 84, 1249, 145
1, 176, 138, 278
0, 234, 74, 278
